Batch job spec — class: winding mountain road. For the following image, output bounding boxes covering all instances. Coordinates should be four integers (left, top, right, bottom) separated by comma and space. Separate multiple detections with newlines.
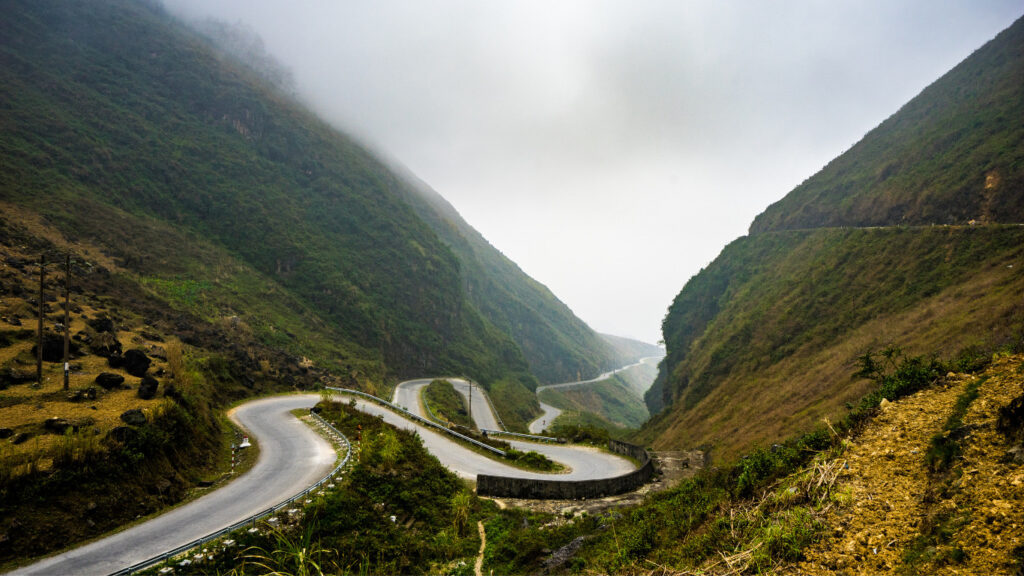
386, 379, 634, 480
12, 369, 648, 575
8, 395, 336, 576
528, 356, 663, 433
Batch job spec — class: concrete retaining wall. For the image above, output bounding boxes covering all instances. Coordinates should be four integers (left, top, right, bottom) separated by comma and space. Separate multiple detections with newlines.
477, 440, 655, 500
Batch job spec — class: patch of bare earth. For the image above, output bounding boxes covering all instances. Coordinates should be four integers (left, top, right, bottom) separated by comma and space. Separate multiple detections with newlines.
796, 356, 1024, 575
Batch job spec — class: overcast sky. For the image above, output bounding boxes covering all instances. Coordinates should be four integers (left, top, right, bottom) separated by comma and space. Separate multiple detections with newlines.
164, 0, 1021, 344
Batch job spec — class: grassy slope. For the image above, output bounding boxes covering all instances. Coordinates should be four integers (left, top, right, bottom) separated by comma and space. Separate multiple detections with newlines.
539, 358, 659, 429
0, 0, 550, 418
0, 223, 253, 566
644, 15, 1024, 461
642, 226, 1024, 460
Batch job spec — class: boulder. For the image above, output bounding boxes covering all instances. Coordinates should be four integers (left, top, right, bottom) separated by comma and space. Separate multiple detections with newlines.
95, 373, 126, 390
107, 426, 137, 443
997, 392, 1024, 443
120, 409, 147, 426
122, 349, 151, 377
91, 333, 122, 358
10, 432, 30, 445
137, 377, 159, 400
67, 386, 98, 402
30, 332, 80, 363
0, 428, 13, 439
1, 368, 36, 388
88, 316, 115, 333
44, 417, 71, 434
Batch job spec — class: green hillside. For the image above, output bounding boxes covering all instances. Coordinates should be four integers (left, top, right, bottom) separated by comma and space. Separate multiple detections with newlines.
750, 16, 1024, 233
644, 16, 1024, 461
393, 174, 631, 384
540, 373, 651, 429
0, 0, 651, 427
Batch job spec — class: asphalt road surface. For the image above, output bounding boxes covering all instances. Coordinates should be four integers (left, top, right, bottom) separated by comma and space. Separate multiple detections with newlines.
9, 394, 335, 576
528, 402, 563, 434
388, 379, 634, 480
13, 377, 640, 575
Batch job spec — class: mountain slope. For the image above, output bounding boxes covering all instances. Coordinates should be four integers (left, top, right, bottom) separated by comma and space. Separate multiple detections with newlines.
0, 0, 656, 431
643, 15, 1024, 461
750, 16, 1024, 233
0, 0, 614, 415
392, 174, 630, 384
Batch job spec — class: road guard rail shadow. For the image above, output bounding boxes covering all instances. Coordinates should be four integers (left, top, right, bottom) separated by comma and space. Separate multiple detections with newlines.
476, 439, 655, 500
108, 412, 350, 576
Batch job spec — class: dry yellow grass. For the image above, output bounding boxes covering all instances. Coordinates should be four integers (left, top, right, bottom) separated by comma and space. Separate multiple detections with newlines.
1, 254, 173, 475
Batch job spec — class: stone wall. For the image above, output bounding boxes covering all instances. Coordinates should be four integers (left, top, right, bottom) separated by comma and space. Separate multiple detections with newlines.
477, 440, 654, 500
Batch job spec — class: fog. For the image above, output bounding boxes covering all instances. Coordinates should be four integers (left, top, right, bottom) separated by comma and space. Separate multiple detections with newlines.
163, 0, 1021, 344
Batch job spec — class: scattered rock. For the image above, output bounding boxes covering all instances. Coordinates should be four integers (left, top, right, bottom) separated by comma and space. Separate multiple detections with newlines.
44, 417, 71, 434
67, 387, 98, 402
122, 349, 151, 377
543, 536, 588, 572
107, 426, 136, 443
0, 367, 35, 388
88, 316, 115, 333
137, 377, 159, 400
95, 372, 126, 390
879, 398, 892, 411
91, 332, 122, 358
163, 382, 182, 402
120, 409, 147, 426
1004, 445, 1024, 465
31, 332, 80, 362
997, 392, 1024, 443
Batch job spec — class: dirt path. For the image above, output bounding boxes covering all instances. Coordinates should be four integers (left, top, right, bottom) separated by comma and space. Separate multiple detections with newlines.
797, 357, 1024, 574
475, 521, 486, 576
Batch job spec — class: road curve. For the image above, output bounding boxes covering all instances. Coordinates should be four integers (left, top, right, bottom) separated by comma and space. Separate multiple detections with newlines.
388, 379, 634, 480
9, 395, 335, 576
528, 356, 664, 433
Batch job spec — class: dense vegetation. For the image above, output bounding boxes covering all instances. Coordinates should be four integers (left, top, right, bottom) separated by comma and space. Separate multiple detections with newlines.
646, 15, 1024, 461
487, 351, 1003, 575
423, 379, 473, 429
0, 0, 633, 426
177, 400, 489, 575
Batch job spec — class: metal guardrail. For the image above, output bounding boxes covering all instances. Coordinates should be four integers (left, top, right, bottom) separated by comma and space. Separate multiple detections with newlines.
108, 412, 352, 576
326, 387, 507, 457
479, 429, 563, 443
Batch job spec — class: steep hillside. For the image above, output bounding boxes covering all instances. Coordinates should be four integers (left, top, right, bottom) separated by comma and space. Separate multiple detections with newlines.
750, 16, 1024, 233
645, 15, 1024, 460
0, 0, 637, 427
599, 333, 664, 366
0, 0, 524, 386
393, 174, 629, 384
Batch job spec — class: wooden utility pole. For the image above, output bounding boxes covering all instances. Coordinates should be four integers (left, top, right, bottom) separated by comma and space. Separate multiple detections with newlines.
36, 255, 44, 388
63, 254, 71, 390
